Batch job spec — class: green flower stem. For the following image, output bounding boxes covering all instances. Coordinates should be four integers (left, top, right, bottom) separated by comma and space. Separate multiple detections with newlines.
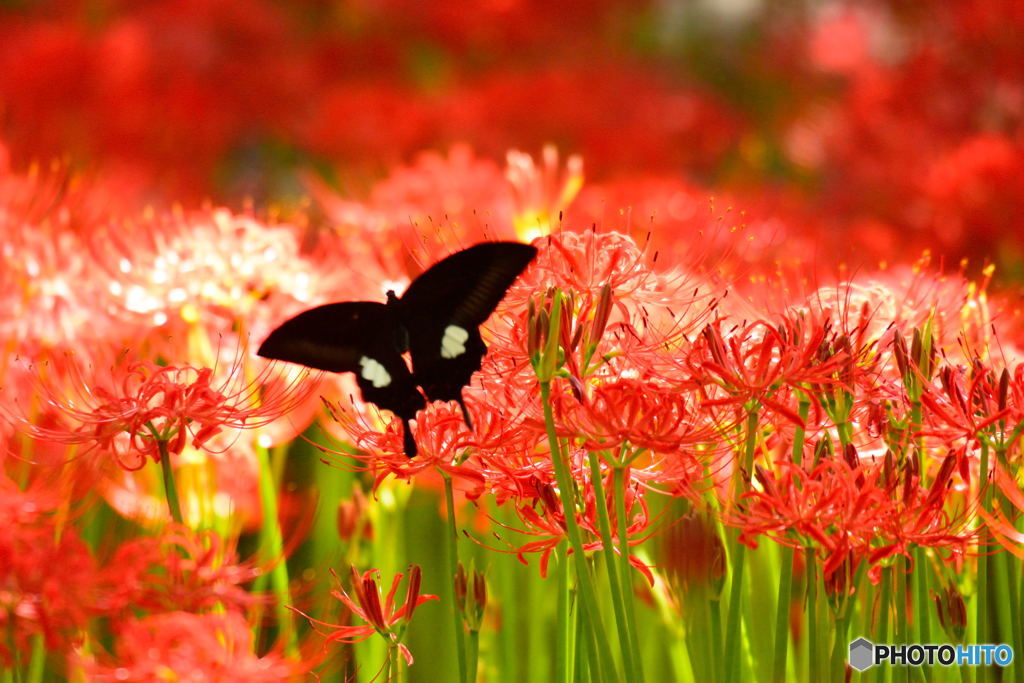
772, 547, 794, 683
466, 628, 480, 683
440, 472, 469, 683
254, 443, 297, 657
711, 595, 724, 683
26, 634, 44, 683
724, 409, 760, 683
157, 439, 184, 525
773, 398, 808, 682
914, 548, 932, 683
539, 380, 616, 679
896, 556, 910, 683
575, 596, 590, 683
994, 525, 1015, 655
875, 567, 892, 683
806, 549, 820, 682
496, 513, 520, 683
976, 440, 990, 648
612, 464, 644, 683
585, 452, 639, 683
556, 544, 572, 683
686, 595, 709, 683
830, 608, 852, 681
385, 644, 399, 683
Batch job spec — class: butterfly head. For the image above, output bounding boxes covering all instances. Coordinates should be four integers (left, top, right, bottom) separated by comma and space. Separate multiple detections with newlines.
385, 290, 400, 306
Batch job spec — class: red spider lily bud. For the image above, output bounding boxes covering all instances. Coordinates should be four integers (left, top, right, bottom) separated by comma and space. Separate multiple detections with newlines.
531, 479, 565, 530
663, 511, 726, 599
337, 486, 373, 543
893, 332, 910, 381
911, 329, 923, 373
999, 368, 1010, 412
824, 551, 859, 614
559, 294, 575, 353
883, 450, 896, 493
454, 563, 487, 631
454, 563, 468, 612
567, 374, 585, 403
472, 570, 487, 624
754, 464, 778, 499
812, 438, 829, 467
527, 296, 546, 361
843, 443, 866, 488
403, 565, 425, 625
910, 328, 936, 379
902, 459, 917, 506
919, 452, 957, 521
842, 443, 859, 470
570, 317, 585, 352
835, 334, 853, 386
589, 283, 613, 350
932, 583, 967, 642
535, 289, 564, 383
701, 325, 727, 367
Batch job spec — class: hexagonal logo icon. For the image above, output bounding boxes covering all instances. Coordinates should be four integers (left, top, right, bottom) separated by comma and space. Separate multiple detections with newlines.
849, 637, 875, 672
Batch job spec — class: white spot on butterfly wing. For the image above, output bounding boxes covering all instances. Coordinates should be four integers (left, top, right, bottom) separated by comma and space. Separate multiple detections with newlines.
440, 325, 470, 359
358, 356, 392, 388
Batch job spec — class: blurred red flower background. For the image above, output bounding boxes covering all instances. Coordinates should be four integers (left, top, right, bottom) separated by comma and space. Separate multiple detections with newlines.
2, 1, 1024, 681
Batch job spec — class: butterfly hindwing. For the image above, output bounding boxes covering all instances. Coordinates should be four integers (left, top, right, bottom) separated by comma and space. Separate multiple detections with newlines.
257, 302, 426, 453
257, 242, 537, 456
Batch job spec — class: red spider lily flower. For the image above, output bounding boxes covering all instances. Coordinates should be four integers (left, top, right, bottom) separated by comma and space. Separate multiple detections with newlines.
732, 451, 973, 583
918, 363, 1012, 451
863, 452, 974, 580
691, 315, 853, 427
100, 526, 261, 615
975, 465, 1024, 560
79, 611, 310, 682
0, 159, 130, 362
490, 455, 656, 584
551, 377, 714, 455
14, 354, 313, 472
0, 474, 103, 665
291, 565, 438, 667
505, 145, 584, 241
320, 398, 487, 498
513, 230, 705, 313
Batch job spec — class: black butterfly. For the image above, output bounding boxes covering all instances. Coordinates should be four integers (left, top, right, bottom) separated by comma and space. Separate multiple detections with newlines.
257, 241, 537, 456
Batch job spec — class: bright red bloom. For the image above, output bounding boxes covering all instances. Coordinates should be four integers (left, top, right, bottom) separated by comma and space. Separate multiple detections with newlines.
490, 454, 655, 584
100, 526, 260, 615
291, 565, 438, 667
731, 452, 973, 582
18, 355, 312, 471
0, 474, 103, 665
80, 610, 308, 682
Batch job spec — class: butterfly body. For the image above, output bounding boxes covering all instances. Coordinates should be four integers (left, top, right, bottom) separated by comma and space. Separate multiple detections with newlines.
257, 242, 536, 456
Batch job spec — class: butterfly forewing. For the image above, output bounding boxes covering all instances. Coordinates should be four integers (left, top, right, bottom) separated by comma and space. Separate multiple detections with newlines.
257, 302, 396, 373
257, 242, 537, 456
398, 242, 537, 328
397, 242, 536, 414
257, 301, 426, 453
